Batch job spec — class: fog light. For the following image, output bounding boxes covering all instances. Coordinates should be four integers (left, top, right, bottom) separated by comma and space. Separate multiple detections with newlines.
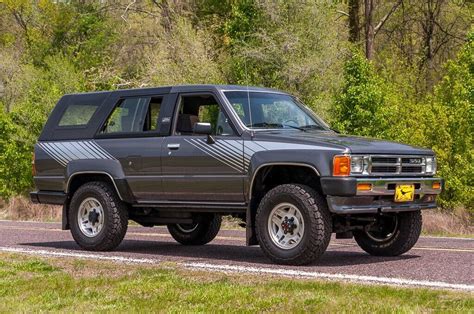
357, 183, 372, 191
424, 195, 436, 202
432, 182, 441, 190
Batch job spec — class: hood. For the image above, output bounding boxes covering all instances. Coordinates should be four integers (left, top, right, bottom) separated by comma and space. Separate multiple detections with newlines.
252, 130, 433, 155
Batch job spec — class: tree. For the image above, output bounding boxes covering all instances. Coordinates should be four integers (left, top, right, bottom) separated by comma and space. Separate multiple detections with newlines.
332, 51, 386, 136
364, 0, 402, 59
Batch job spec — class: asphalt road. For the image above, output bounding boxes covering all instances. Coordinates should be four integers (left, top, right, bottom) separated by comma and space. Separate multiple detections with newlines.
0, 220, 473, 290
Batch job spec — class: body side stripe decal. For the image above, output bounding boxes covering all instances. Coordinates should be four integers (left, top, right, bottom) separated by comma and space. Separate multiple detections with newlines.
37, 140, 116, 167
188, 139, 244, 171
185, 139, 243, 172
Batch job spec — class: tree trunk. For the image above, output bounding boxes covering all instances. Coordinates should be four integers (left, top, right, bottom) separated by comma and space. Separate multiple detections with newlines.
364, 0, 375, 59
349, 0, 360, 43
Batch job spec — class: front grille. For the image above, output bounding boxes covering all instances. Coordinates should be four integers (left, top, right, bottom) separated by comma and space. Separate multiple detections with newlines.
372, 166, 397, 173
372, 157, 398, 164
366, 155, 428, 176
401, 166, 423, 173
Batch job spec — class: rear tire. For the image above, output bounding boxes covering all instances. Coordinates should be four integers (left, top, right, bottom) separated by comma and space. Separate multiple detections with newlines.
69, 181, 128, 251
255, 184, 332, 265
167, 214, 221, 245
354, 211, 422, 256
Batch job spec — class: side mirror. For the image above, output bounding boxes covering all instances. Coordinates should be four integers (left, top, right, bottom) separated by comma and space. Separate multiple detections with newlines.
193, 122, 212, 135
193, 122, 215, 144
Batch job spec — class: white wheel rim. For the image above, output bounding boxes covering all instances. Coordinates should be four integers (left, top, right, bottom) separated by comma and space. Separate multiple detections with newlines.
176, 223, 199, 233
77, 197, 105, 238
267, 202, 305, 250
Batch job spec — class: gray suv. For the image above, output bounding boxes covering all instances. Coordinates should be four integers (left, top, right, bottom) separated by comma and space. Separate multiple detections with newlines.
31, 85, 443, 265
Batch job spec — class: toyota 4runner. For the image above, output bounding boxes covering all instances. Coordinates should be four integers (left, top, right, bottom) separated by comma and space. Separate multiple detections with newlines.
31, 85, 443, 265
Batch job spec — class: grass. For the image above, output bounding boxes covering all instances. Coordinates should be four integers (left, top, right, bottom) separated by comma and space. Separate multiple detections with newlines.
0, 253, 472, 312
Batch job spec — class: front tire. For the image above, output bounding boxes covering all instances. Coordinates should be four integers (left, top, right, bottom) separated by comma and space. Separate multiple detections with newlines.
167, 214, 221, 245
354, 211, 422, 256
255, 184, 332, 265
69, 181, 128, 251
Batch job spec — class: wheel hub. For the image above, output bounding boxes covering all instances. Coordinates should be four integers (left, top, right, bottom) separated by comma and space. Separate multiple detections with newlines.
281, 217, 297, 235
88, 209, 100, 225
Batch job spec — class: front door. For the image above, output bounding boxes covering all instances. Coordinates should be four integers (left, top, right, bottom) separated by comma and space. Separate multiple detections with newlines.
161, 93, 245, 203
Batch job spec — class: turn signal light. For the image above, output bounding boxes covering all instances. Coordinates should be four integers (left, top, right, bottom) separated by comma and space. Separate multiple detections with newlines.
333, 155, 351, 176
357, 183, 372, 191
432, 182, 441, 190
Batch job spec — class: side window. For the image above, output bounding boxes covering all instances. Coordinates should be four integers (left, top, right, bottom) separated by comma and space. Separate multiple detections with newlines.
101, 97, 162, 134
175, 95, 234, 136
59, 103, 99, 127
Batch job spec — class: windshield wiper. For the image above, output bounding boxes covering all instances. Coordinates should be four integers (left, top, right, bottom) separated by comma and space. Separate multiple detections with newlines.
300, 124, 326, 131
246, 122, 279, 128
281, 124, 306, 132
247, 122, 306, 132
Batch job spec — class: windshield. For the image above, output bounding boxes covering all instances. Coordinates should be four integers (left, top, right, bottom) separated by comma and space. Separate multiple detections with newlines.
223, 91, 328, 131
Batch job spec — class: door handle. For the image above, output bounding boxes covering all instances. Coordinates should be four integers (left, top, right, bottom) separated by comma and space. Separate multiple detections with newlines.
167, 143, 180, 150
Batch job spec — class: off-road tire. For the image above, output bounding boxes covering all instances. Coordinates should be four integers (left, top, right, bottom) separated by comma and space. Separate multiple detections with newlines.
167, 214, 221, 245
354, 211, 422, 256
69, 181, 128, 251
255, 184, 332, 265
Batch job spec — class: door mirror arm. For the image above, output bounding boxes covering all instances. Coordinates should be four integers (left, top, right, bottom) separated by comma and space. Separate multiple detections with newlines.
207, 134, 216, 144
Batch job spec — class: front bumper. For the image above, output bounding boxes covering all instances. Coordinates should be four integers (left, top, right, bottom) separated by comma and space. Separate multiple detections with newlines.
322, 177, 443, 214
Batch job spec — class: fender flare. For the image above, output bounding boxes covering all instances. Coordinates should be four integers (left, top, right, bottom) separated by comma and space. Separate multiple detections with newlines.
65, 171, 125, 201
247, 162, 321, 201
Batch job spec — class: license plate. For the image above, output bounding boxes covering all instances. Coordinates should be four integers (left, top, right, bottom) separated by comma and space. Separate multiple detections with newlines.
394, 184, 415, 202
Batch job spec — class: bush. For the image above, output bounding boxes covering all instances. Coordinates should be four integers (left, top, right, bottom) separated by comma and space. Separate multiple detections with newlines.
422, 33, 473, 213
332, 51, 386, 136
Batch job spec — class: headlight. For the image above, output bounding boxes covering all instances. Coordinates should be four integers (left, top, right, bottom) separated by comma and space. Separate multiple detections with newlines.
425, 157, 436, 174
350, 156, 365, 174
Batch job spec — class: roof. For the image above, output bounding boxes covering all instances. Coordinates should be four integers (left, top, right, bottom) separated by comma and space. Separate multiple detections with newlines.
63, 84, 287, 96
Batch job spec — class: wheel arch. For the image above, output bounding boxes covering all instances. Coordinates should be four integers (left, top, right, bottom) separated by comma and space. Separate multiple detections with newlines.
62, 171, 134, 231
248, 162, 321, 201
66, 171, 124, 201
245, 162, 322, 246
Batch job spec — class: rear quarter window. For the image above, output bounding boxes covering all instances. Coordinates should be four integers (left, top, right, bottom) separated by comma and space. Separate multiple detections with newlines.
58, 103, 100, 127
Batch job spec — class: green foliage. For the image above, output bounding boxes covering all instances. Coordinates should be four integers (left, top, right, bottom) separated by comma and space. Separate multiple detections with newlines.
421, 33, 474, 212
332, 51, 386, 136
0, 110, 32, 198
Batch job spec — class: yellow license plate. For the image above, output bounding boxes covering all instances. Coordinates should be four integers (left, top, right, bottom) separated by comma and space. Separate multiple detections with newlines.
394, 184, 415, 202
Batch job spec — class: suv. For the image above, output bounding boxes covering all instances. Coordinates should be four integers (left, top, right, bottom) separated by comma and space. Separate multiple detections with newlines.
31, 85, 442, 265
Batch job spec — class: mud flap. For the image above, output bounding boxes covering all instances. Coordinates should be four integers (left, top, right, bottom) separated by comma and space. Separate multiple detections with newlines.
62, 204, 70, 230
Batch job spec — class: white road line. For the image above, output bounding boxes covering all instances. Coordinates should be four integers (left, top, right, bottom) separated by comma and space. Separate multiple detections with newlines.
0, 247, 157, 265
0, 246, 472, 292
184, 262, 474, 292
420, 235, 474, 241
